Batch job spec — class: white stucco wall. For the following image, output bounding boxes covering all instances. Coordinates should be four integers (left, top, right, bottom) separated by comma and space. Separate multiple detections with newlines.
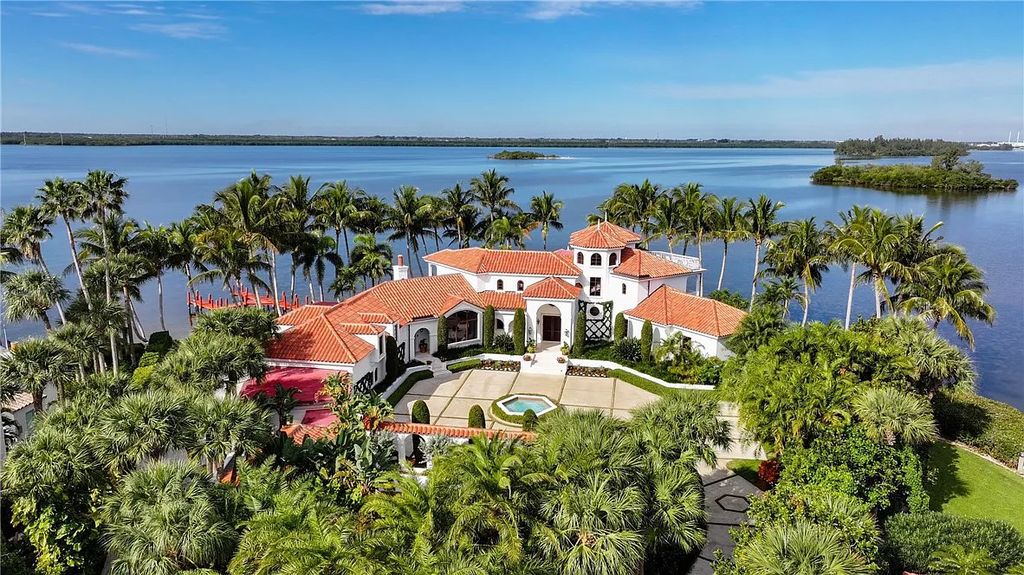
525, 298, 576, 344
624, 317, 731, 359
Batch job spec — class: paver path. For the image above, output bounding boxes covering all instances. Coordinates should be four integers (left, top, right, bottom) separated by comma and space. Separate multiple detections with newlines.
688, 469, 761, 575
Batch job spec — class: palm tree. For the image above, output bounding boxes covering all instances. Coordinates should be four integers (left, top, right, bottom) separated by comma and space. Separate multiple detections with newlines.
828, 206, 872, 329
157, 331, 266, 395
296, 232, 342, 301
102, 460, 236, 574
166, 218, 201, 304
192, 227, 271, 299
79, 170, 128, 374
50, 321, 103, 383
185, 395, 268, 475
529, 191, 564, 250
38, 178, 94, 307
137, 223, 170, 330
484, 215, 532, 249
762, 218, 830, 326
440, 183, 479, 248
98, 391, 189, 473
744, 194, 785, 310
600, 179, 663, 239
680, 183, 718, 293
313, 180, 364, 264
897, 250, 995, 349
350, 234, 393, 286
387, 185, 434, 276
854, 209, 900, 318
0, 337, 74, 410
330, 266, 362, 299
852, 387, 937, 446
734, 520, 872, 575
648, 193, 685, 254
2, 204, 66, 323
470, 169, 519, 223
755, 278, 802, 320
3, 270, 69, 331
714, 196, 749, 291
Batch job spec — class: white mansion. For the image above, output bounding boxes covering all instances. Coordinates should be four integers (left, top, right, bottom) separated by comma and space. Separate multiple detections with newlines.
250, 222, 746, 394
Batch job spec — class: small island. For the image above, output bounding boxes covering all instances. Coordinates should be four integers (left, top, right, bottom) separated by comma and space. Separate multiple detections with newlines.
834, 136, 967, 159
490, 150, 561, 160
811, 151, 1019, 193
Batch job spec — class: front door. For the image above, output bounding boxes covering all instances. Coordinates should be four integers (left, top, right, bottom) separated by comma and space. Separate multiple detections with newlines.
541, 315, 561, 342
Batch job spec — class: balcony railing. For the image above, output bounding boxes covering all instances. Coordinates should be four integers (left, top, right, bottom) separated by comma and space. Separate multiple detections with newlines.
649, 251, 702, 271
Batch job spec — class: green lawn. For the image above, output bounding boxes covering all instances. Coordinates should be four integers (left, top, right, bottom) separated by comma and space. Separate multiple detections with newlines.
927, 441, 1024, 532
726, 458, 770, 490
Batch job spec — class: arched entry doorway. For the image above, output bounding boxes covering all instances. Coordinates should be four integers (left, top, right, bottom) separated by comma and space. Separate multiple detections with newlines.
537, 304, 562, 343
414, 327, 431, 354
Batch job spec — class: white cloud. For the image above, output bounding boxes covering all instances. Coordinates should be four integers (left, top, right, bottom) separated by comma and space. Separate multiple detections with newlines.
526, 0, 699, 21
646, 59, 1024, 99
132, 21, 225, 39
31, 11, 70, 17
361, 1, 464, 16
61, 42, 147, 59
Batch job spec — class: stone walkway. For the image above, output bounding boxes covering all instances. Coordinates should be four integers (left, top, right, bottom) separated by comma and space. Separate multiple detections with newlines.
688, 468, 761, 575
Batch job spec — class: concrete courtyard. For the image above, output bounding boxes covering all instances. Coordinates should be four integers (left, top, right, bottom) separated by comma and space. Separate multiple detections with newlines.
393, 369, 660, 430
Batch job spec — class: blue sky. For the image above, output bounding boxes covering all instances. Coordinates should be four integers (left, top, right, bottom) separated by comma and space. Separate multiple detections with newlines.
2, 1, 1022, 140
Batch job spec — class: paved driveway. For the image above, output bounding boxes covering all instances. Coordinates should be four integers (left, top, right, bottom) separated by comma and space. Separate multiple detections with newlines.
393, 369, 660, 429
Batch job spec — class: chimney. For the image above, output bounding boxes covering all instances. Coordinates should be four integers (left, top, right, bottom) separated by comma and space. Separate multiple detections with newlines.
393, 254, 409, 281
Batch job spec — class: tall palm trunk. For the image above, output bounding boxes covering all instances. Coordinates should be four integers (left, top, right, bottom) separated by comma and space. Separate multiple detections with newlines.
414, 248, 425, 276
100, 215, 118, 375
718, 241, 729, 291
36, 258, 66, 324
801, 281, 810, 326
156, 271, 166, 331
61, 215, 93, 309
125, 287, 146, 340
872, 271, 883, 318
39, 312, 52, 332
749, 240, 762, 311
268, 250, 283, 316
318, 281, 325, 302
342, 228, 351, 264
844, 262, 857, 329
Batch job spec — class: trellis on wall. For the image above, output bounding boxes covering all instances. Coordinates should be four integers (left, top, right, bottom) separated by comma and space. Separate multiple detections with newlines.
397, 342, 406, 363
578, 300, 613, 341
355, 372, 374, 394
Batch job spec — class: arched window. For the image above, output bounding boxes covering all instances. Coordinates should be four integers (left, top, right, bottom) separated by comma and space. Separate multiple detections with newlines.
496, 319, 505, 331
576, 252, 584, 264
516, 280, 524, 291
590, 253, 602, 266
446, 310, 479, 343
609, 252, 618, 266
621, 283, 627, 294
496, 279, 504, 291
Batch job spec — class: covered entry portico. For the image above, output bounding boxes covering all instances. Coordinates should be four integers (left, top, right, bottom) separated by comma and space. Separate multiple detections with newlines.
525, 298, 577, 347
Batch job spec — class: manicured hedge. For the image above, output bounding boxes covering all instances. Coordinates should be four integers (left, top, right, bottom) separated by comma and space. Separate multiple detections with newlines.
883, 512, 1024, 574
606, 368, 714, 401
386, 370, 433, 407
468, 405, 486, 429
411, 399, 431, 424
447, 359, 482, 372
933, 389, 1024, 467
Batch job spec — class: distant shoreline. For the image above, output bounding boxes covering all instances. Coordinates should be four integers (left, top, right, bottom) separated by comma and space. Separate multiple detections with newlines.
0, 132, 837, 149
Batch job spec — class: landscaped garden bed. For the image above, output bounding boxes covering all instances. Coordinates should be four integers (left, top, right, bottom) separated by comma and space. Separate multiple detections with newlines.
566, 365, 608, 377
479, 359, 520, 372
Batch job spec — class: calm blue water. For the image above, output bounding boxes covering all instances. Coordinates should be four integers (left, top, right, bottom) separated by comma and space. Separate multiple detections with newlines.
502, 397, 554, 414
1, 146, 1021, 408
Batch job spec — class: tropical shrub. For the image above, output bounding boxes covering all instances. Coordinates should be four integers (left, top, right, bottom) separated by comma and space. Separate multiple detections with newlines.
932, 389, 1024, 467
447, 358, 481, 372
692, 358, 723, 387
512, 308, 526, 355
436, 315, 448, 354
492, 332, 515, 352
883, 512, 1024, 574
384, 335, 401, 381
640, 320, 653, 363
779, 427, 928, 518
725, 304, 786, 355
708, 289, 749, 310
573, 310, 586, 354
411, 400, 430, 424
522, 409, 538, 431
144, 330, 175, 356
614, 337, 643, 363
193, 306, 278, 345
482, 305, 495, 349
479, 359, 519, 372
728, 521, 873, 575
468, 405, 485, 429
614, 312, 627, 341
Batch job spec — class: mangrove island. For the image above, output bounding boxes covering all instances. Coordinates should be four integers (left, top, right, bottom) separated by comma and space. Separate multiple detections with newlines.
489, 149, 561, 160
811, 151, 1019, 193
834, 135, 968, 159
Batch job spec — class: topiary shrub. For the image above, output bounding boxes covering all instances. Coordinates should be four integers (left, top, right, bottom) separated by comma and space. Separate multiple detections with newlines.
468, 404, 486, 429
613, 337, 642, 363
411, 400, 430, 424
614, 312, 627, 342
883, 512, 1024, 574
436, 316, 448, 354
573, 310, 586, 355
512, 309, 526, 355
493, 332, 515, 353
640, 320, 653, 363
145, 331, 174, 355
521, 409, 538, 431
482, 305, 495, 349
385, 335, 401, 381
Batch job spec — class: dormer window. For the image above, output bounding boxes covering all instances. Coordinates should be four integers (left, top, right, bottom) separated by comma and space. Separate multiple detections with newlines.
590, 254, 602, 266
609, 253, 618, 266
497, 279, 504, 291
517, 280, 524, 291
576, 252, 584, 264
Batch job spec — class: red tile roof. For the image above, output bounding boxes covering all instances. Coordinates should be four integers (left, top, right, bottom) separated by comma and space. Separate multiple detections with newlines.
281, 423, 334, 443
613, 248, 695, 279
240, 367, 340, 404
475, 290, 526, 310
522, 277, 580, 300
347, 273, 483, 325
425, 248, 580, 277
267, 315, 376, 364
624, 286, 747, 337
569, 222, 642, 249
3, 391, 32, 412
280, 420, 536, 444
277, 303, 335, 326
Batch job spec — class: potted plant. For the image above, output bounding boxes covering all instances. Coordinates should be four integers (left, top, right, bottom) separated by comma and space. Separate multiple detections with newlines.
523, 353, 533, 361
560, 342, 570, 355
557, 356, 567, 364
527, 341, 537, 353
